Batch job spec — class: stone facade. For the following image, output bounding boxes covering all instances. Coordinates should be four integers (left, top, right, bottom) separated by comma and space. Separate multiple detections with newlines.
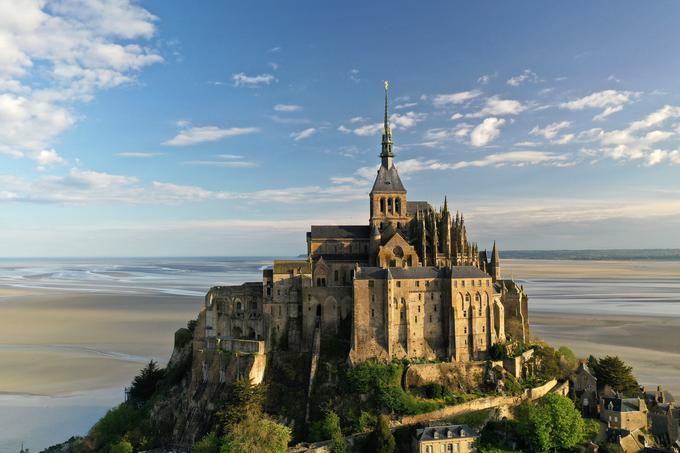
198, 85, 529, 366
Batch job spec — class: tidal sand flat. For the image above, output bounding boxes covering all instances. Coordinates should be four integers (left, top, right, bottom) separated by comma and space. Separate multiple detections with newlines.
0, 258, 267, 452
506, 259, 680, 395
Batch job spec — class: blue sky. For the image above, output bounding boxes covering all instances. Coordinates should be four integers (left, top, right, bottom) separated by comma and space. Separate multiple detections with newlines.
2, 1, 680, 256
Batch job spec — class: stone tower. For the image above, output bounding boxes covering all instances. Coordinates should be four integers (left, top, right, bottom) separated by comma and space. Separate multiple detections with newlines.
369, 81, 409, 232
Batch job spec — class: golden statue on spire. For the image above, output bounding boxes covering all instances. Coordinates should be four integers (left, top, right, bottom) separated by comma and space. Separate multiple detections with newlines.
384, 80, 389, 91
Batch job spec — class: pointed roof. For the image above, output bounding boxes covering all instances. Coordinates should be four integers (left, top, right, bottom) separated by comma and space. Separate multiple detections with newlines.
490, 240, 500, 266
371, 164, 406, 193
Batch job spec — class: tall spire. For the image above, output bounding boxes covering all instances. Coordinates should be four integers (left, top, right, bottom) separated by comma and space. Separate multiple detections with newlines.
380, 80, 394, 168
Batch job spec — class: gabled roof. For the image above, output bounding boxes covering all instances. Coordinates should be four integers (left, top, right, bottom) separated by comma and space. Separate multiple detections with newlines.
309, 225, 370, 239
371, 164, 406, 193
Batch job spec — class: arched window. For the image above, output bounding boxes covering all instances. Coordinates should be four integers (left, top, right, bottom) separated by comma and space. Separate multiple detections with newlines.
380, 198, 385, 213
236, 301, 242, 311
395, 198, 401, 214
387, 198, 393, 213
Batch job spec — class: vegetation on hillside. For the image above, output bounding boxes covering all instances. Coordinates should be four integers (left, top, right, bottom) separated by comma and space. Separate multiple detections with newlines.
588, 355, 639, 397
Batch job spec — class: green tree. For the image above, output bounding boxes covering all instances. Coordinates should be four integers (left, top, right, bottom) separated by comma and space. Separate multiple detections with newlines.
220, 411, 291, 453
589, 356, 639, 396
194, 432, 220, 453
364, 415, 396, 453
129, 360, 165, 402
517, 394, 585, 452
216, 379, 267, 431
582, 419, 601, 442
109, 440, 133, 453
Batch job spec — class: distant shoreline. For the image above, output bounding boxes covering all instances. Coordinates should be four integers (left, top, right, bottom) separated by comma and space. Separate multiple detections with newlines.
2, 249, 680, 261
501, 249, 680, 261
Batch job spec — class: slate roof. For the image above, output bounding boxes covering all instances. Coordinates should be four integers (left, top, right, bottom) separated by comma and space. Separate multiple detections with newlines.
312, 254, 369, 263
356, 265, 490, 280
415, 424, 478, 442
309, 225, 370, 239
451, 265, 491, 279
273, 260, 311, 274
603, 397, 642, 412
371, 164, 406, 193
407, 200, 433, 215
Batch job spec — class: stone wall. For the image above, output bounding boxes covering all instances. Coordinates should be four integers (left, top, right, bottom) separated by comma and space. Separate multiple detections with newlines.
397, 379, 561, 426
405, 361, 487, 392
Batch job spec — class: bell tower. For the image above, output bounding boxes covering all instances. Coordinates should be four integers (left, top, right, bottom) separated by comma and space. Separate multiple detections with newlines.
370, 81, 408, 231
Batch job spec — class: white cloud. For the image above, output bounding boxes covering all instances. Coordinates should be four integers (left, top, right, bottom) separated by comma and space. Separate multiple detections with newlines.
576, 105, 680, 166
0, 0, 161, 167
395, 102, 417, 110
349, 68, 360, 83
290, 128, 317, 141
470, 118, 506, 147
450, 113, 464, 120
432, 90, 482, 107
389, 111, 426, 129
33, 149, 66, 167
468, 96, 525, 117
338, 122, 383, 137
477, 73, 496, 85
506, 69, 540, 86
273, 104, 302, 112
559, 90, 640, 121
529, 121, 571, 140
231, 72, 276, 87
163, 126, 259, 146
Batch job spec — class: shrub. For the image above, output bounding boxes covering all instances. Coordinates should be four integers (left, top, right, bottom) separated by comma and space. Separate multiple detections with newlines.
109, 440, 133, 453
194, 432, 220, 453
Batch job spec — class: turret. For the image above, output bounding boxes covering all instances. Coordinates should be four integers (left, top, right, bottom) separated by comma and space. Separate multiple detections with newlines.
490, 241, 501, 281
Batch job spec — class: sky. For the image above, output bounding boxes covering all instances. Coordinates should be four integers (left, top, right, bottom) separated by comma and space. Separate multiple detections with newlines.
2, 0, 680, 256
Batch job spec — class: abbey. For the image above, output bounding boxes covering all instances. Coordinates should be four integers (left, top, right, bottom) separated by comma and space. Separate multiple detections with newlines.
202, 84, 529, 365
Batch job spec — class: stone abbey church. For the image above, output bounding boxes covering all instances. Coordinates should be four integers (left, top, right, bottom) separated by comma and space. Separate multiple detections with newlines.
203, 85, 529, 364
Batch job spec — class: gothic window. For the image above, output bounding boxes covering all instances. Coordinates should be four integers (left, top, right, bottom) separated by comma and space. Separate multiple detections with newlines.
236, 301, 242, 311
401, 298, 406, 305
334, 270, 339, 281
380, 198, 385, 213
387, 198, 393, 213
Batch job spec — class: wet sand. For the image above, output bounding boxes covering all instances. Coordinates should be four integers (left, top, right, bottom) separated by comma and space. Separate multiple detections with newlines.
0, 290, 202, 397
505, 259, 680, 395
